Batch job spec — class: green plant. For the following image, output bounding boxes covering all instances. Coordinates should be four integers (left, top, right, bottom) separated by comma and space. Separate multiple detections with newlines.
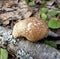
29, 1, 35, 7
48, 10, 58, 17
44, 41, 57, 48
0, 48, 8, 59
25, 0, 29, 3
42, 2, 48, 6
41, 13, 47, 21
40, 8, 48, 14
48, 18, 60, 29
57, 4, 60, 9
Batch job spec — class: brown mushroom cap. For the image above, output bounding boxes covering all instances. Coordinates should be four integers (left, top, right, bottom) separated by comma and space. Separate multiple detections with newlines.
12, 17, 48, 42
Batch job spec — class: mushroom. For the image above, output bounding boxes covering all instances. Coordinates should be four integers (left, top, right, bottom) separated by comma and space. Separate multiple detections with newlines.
12, 17, 48, 42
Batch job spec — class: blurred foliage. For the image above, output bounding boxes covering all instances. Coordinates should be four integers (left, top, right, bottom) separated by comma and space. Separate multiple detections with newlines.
44, 41, 57, 48
39, 7, 60, 29
0, 48, 8, 59
57, 4, 60, 9
29, 1, 35, 7
42, 2, 48, 6
40, 8, 48, 14
48, 18, 60, 29
48, 10, 58, 17
41, 13, 47, 21
25, 0, 29, 3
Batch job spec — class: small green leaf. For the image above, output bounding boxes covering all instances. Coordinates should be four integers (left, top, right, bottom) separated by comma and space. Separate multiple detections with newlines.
48, 10, 58, 17
44, 41, 57, 48
25, 0, 29, 3
29, 1, 35, 7
41, 13, 47, 21
0, 48, 8, 59
48, 18, 60, 29
40, 8, 48, 14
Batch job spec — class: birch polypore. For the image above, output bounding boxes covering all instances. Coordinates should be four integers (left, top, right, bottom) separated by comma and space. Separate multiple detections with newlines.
12, 17, 48, 42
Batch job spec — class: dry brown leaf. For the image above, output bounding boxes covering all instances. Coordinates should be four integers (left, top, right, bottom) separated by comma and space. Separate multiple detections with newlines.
3, 20, 9, 25
3, 3, 10, 8
0, 12, 14, 20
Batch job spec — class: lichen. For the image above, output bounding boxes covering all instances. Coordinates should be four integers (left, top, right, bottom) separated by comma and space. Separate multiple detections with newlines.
17, 49, 33, 59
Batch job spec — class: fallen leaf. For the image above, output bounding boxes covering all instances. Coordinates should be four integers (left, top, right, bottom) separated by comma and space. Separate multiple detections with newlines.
3, 20, 9, 25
